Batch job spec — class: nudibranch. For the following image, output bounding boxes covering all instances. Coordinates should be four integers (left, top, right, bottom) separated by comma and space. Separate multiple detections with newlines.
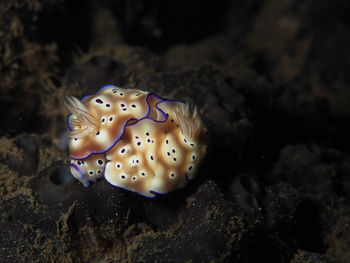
64, 85, 207, 197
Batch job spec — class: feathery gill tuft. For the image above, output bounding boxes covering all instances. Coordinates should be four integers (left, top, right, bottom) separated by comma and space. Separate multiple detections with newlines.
64, 96, 99, 138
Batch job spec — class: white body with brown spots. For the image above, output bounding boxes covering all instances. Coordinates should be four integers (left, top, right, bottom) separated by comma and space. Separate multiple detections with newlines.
65, 85, 207, 197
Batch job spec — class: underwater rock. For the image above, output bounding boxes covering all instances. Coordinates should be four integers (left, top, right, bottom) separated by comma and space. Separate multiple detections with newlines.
271, 144, 335, 204
228, 172, 263, 213
31, 161, 129, 228
263, 183, 301, 230
291, 250, 331, 263
64, 56, 127, 97
7, 134, 40, 176
127, 180, 257, 263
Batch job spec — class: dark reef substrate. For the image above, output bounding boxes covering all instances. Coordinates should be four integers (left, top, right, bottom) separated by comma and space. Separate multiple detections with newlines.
1, 0, 350, 262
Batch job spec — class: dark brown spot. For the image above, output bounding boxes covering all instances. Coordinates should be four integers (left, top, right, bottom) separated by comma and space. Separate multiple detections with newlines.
137, 142, 141, 146
141, 172, 145, 176
188, 166, 192, 171
150, 155, 154, 160
117, 164, 121, 168
96, 131, 100, 135
170, 173, 175, 177
101, 118, 105, 123
173, 158, 177, 161
120, 104, 125, 107
147, 139, 151, 143
89, 171, 93, 175
95, 99, 103, 104
172, 149, 175, 153
97, 170, 101, 174
132, 176, 136, 181
121, 175, 126, 179
106, 104, 110, 107
98, 160, 103, 165
120, 93, 124, 96
131, 104, 136, 108
146, 132, 149, 136
167, 152, 170, 156
78, 161, 81, 165
121, 148, 125, 153
192, 155, 196, 160
166, 140, 169, 144
122, 108, 127, 111
190, 143, 194, 147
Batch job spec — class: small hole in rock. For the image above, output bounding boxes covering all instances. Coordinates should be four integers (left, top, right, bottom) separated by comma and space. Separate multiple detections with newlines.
49, 165, 72, 185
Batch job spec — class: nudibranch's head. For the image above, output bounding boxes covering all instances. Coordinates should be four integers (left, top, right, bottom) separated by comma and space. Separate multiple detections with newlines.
70, 153, 106, 187
65, 85, 208, 197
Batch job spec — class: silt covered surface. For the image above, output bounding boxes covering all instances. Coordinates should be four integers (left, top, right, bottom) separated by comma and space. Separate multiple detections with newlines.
1, 0, 350, 262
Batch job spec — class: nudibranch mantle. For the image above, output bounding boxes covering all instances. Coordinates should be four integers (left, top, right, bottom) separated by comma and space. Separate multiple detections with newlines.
65, 85, 207, 197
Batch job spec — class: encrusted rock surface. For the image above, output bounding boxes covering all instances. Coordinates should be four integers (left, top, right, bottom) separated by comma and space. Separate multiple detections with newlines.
1, 0, 350, 262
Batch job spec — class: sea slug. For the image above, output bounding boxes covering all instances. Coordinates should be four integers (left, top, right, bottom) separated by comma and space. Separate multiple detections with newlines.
65, 85, 207, 197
